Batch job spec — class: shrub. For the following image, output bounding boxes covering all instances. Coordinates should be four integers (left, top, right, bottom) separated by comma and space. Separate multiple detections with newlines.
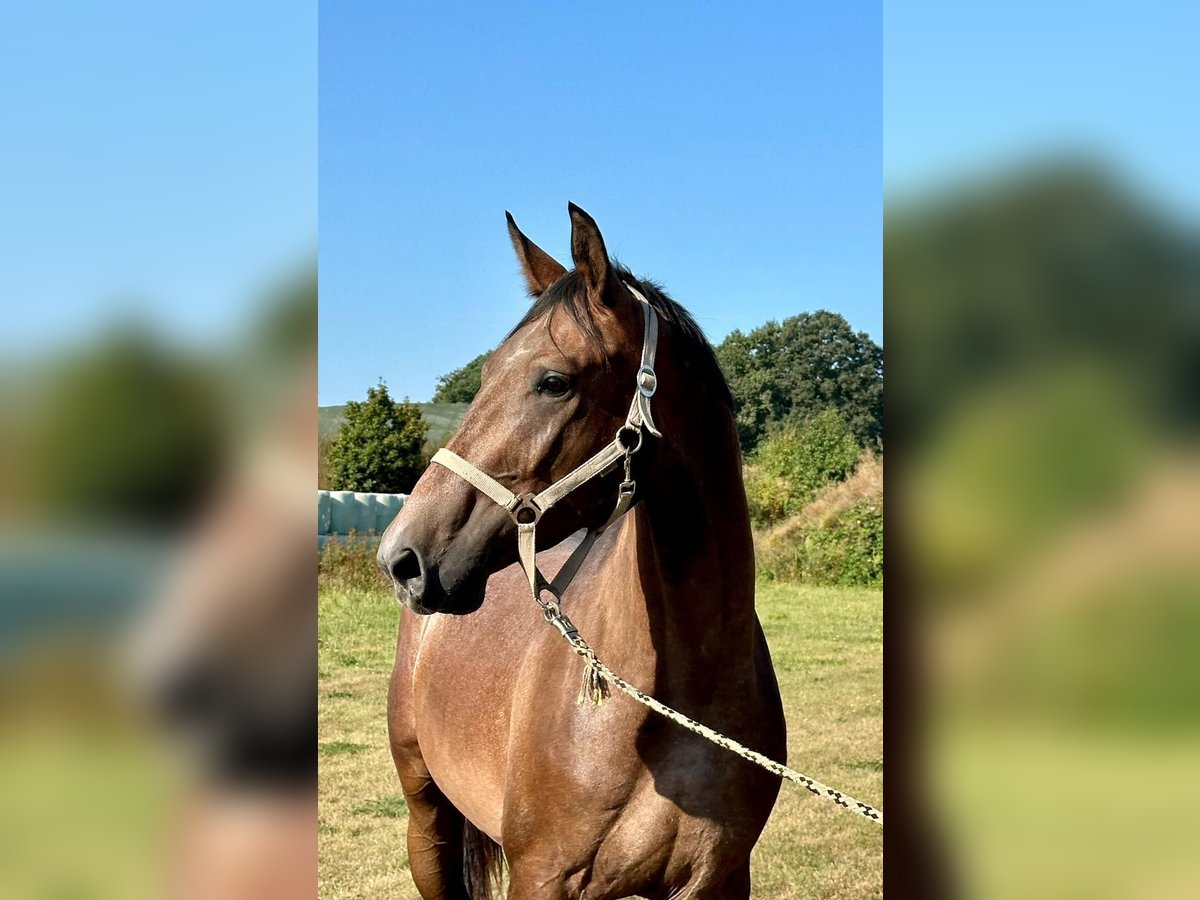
318, 434, 335, 489
756, 452, 883, 587
802, 499, 883, 587
745, 409, 861, 526
743, 464, 800, 528
327, 381, 427, 493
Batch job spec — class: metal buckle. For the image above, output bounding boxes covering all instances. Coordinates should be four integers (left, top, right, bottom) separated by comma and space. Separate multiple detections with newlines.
510, 492, 542, 525
637, 365, 657, 397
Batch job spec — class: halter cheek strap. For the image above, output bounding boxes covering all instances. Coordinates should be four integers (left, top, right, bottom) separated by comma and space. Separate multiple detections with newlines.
429, 284, 660, 614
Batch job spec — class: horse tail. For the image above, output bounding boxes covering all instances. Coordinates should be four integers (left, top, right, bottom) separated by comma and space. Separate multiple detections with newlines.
463, 818, 505, 899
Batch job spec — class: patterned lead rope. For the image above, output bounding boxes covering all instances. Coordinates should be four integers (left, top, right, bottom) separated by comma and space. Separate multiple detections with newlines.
541, 603, 884, 826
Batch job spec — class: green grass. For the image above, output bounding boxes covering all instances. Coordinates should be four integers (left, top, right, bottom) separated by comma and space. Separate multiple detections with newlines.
320, 741, 369, 757
318, 575, 882, 899
352, 795, 409, 819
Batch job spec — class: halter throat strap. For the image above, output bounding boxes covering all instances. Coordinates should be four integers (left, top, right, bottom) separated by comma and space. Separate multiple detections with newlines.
429, 284, 660, 608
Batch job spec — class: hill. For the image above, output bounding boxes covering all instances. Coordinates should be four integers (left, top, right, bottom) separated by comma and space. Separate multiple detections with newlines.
318, 402, 469, 447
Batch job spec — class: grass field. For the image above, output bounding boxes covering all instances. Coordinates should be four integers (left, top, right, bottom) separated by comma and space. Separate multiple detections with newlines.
318, 572, 882, 899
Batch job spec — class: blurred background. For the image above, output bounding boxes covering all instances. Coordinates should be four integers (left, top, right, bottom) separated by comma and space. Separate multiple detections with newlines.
887, 2, 1200, 896
0, 3, 315, 897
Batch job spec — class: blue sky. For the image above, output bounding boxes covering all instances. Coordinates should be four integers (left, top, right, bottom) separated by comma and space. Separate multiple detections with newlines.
885, 2, 1200, 212
0, 3, 316, 354
319, 2, 881, 405
5, 1, 1193, 406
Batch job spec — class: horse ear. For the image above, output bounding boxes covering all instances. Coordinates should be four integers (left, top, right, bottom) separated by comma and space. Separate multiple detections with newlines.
568, 202, 616, 305
506, 212, 566, 297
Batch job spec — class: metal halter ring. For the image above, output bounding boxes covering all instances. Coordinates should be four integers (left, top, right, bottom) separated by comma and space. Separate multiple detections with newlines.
510, 492, 543, 525
615, 424, 644, 454
636, 365, 658, 398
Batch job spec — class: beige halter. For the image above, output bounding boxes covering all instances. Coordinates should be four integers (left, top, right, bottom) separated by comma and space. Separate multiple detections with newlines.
430, 284, 660, 614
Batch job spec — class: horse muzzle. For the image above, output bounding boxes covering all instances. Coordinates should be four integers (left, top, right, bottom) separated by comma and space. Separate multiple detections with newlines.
377, 532, 487, 615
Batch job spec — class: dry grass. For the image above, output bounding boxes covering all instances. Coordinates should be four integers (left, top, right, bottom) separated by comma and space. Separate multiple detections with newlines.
318, 568, 882, 898
802, 451, 882, 525
758, 452, 882, 546
754, 454, 883, 586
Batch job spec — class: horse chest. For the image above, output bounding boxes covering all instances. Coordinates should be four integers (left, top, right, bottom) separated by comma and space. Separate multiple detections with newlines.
407, 612, 515, 839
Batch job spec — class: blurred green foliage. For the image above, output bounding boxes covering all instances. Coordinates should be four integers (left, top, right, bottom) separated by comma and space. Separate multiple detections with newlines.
887, 163, 1200, 451
431, 352, 489, 403
252, 266, 319, 364
26, 329, 226, 526
326, 382, 427, 493
911, 366, 1146, 596
890, 163, 1199, 601
890, 160, 1200, 898
715, 311, 883, 452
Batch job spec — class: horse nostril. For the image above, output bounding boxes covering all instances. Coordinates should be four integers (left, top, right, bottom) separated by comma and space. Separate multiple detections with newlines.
389, 547, 422, 584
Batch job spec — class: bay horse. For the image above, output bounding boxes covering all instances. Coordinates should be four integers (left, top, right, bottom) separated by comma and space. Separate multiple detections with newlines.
378, 204, 786, 899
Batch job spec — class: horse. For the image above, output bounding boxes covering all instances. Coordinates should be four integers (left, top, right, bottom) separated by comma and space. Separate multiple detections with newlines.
378, 204, 786, 899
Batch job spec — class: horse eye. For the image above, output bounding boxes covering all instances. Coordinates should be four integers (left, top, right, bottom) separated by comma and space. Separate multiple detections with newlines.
536, 373, 571, 397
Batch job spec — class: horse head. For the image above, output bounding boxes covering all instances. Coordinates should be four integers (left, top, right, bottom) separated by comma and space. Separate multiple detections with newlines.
379, 204, 666, 614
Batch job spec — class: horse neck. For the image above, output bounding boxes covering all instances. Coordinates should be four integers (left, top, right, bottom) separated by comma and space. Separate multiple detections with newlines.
602, 401, 759, 699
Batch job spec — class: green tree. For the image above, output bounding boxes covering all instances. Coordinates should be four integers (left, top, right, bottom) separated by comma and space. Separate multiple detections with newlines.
327, 382, 427, 493
432, 352, 490, 403
715, 311, 882, 452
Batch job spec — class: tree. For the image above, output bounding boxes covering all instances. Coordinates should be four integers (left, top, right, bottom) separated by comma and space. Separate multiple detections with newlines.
432, 352, 490, 403
327, 382, 427, 493
715, 311, 882, 452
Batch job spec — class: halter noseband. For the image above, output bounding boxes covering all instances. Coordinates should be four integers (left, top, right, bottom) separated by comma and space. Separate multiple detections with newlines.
429, 283, 661, 617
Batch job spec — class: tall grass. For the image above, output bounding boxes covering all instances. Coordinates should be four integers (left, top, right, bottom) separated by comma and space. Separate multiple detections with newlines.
319, 533, 389, 594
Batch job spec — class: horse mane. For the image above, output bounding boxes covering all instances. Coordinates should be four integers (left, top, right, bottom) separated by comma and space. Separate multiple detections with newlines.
508, 263, 733, 409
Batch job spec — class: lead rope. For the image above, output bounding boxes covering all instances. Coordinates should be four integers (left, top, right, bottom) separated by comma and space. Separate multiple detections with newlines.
534, 594, 883, 826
